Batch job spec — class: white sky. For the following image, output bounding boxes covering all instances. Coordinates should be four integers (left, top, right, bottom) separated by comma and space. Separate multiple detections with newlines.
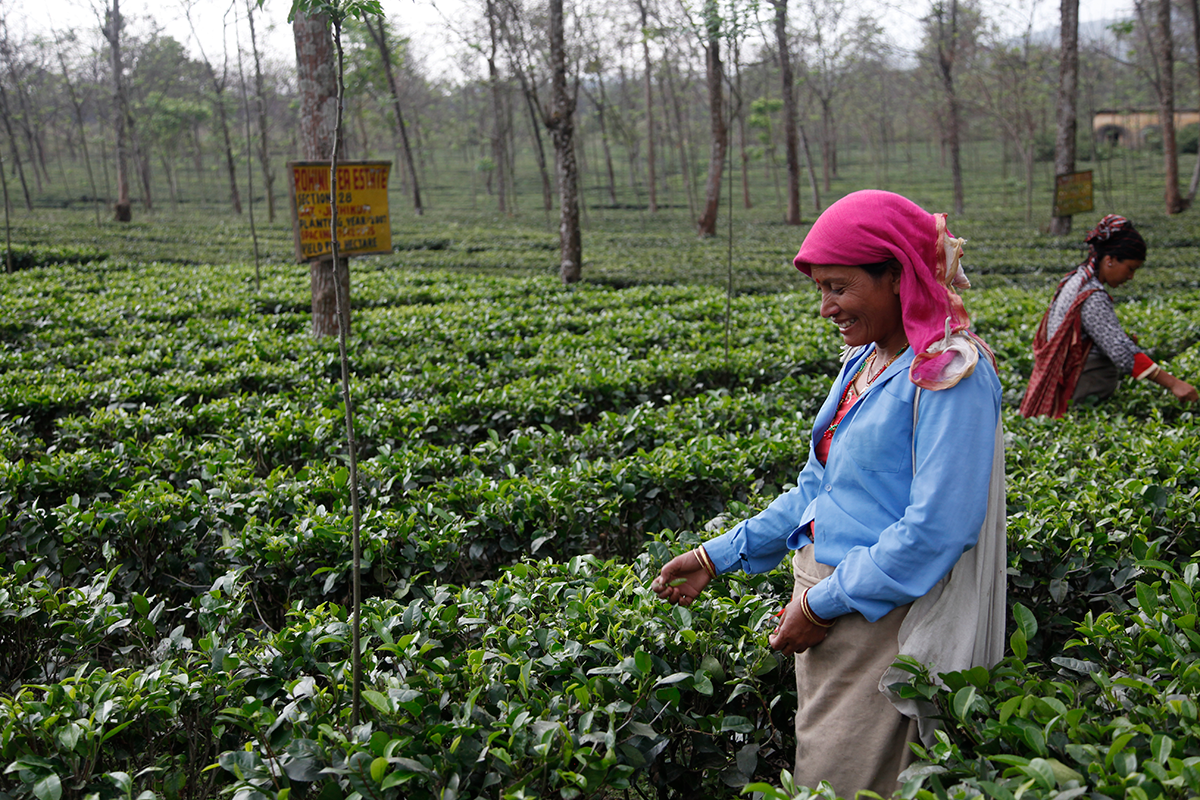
4, 0, 1140, 82
2, 0, 467, 79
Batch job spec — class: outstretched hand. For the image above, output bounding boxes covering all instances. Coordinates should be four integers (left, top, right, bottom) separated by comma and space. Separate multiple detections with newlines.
768, 594, 831, 656
651, 550, 711, 607
1172, 378, 1199, 403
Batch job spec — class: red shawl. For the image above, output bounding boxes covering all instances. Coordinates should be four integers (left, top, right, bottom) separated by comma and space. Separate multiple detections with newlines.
1019, 285, 1102, 418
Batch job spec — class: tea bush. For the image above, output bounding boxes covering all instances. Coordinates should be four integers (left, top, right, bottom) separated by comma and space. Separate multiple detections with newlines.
0, 244, 106, 272
2, 233, 1200, 799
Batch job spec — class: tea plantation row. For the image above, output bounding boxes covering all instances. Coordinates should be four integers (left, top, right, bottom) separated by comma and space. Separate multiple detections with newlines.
2, 257, 1200, 800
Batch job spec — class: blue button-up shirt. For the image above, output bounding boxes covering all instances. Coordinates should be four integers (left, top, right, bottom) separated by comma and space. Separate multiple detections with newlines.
704, 346, 1001, 622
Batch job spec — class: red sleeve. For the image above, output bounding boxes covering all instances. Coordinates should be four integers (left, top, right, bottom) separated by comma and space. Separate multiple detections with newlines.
1133, 352, 1159, 379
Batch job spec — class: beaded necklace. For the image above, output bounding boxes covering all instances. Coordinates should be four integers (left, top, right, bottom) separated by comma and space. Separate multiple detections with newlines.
821, 344, 909, 442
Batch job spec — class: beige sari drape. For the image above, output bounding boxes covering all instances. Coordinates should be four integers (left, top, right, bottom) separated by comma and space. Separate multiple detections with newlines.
791, 546, 919, 798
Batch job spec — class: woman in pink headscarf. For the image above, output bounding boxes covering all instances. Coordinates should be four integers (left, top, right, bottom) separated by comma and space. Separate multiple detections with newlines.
652, 191, 1006, 796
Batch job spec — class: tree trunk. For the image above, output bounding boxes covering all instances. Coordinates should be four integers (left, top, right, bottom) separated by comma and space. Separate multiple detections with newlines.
1024, 142, 1035, 224
616, 64, 642, 198
294, 11, 348, 337
1156, 0, 1185, 213
160, 149, 179, 204
486, 0, 508, 215
246, 0, 277, 222
191, 123, 204, 182
212, 77, 243, 214
1187, 0, 1200, 202
0, 46, 47, 193
935, 0, 965, 215
363, 16, 423, 215
295, 13, 338, 165
636, 0, 658, 213
0, 84, 31, 211
800, 120, 821, 211
4, 61, 44, 193
590, 82, 618, 205
1049, 0, 1079, 235
733, 57, 750, 209
696, 0, 726, 237
821, 98, 834, 192
55, 40, 101, 224
136, 139, 153, 210
103, 0, 132, 221
516, 73, 553, 212
99, 129, 113, 199
773, 0, 801, 224
545, 0, 581, 283
664, 60, 696, 216
506, 92, 519, 213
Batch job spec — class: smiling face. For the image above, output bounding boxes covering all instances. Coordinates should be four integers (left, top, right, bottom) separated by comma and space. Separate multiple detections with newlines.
1097, 255, 1143, 288
810, 264, 907, 352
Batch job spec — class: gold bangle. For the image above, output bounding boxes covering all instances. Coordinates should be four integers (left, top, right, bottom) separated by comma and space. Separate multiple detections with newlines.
694, 546, 717, 579
801, 589, 835, 628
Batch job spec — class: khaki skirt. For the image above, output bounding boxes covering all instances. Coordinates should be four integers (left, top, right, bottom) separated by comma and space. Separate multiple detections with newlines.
791, 545, 919, 798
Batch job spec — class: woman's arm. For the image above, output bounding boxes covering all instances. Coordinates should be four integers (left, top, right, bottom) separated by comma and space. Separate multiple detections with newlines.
1080, 293, 1197, 401
652, 473, 818, 606
691, 456, 823, 575
1079, 292, 1141, 375
654, 356, 857, 604
694, 358, 852, 577
1150, 368, 1200, 402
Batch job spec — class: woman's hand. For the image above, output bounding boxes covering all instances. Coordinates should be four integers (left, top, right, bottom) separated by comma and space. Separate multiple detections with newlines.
1151, 369, 1198, 402
768, 595, 832, 656
1172, 378, 1199, 403
651, 550, 712, 606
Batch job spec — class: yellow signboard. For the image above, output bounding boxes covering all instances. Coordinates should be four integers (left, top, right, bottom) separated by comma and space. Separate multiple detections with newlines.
288, 161, 393, 261
1053, 170, 1094, 217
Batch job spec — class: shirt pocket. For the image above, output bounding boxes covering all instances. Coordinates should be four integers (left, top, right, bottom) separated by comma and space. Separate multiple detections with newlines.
843, 382, 914, 473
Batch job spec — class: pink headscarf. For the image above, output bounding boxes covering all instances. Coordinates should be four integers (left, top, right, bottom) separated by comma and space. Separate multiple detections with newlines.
793, 190, 988, 390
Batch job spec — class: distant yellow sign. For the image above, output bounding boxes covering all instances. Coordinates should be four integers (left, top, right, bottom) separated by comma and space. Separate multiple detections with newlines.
1053, 170, 1094, 217
288, 161, 392, 261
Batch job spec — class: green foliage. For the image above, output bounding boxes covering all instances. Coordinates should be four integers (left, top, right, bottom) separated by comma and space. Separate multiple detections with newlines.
3, 214, 1200, 798
0, 244, 106, 271
211, 553, 791, 799
273, 0, 384, 24
1179, 124, 1199, 156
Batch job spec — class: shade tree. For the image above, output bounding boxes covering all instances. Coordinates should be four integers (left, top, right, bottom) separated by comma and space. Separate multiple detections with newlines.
1134, 0, 1185, 212
100, 0, 136, 219
0, 22, 54, 195
243, 0, 279, 221
360, 16, 424, 215
831, 19, 895, 194
184, 0, 245, 214
1050, 0, 1079, 235
792, 0, 862, 194
972, 8, 1054, 224
0, 15, 35, 211
127, 34, 208, 205
921, 0, 983, 215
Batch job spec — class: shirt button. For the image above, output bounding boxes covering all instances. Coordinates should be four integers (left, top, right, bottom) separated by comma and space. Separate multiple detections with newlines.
825, 485, 832, 491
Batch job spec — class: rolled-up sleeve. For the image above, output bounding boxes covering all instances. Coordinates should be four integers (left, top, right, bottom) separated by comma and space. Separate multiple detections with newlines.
703, 452, 824, 575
